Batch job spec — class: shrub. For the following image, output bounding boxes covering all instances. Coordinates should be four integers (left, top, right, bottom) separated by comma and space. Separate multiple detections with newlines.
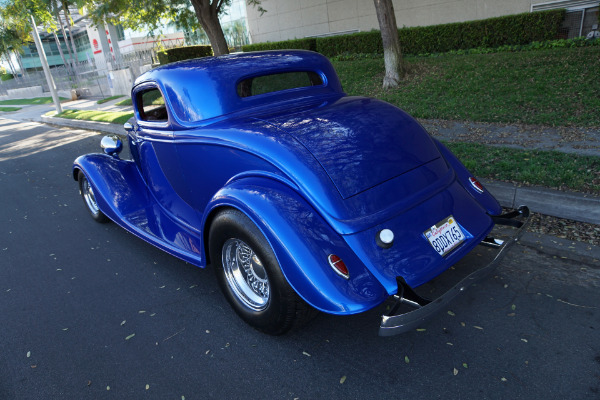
157, 45, 213, 65
242, 38, 317, 52
245, 9, 567, 57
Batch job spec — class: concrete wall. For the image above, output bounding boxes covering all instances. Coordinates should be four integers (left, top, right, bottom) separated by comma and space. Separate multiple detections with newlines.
107, 68, 134, 96
6, 85, 44, 99
246, 0, 540, 43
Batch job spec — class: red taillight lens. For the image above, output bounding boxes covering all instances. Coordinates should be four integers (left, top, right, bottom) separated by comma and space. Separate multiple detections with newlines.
469, 177, 485, 194
328, 254, 349, 279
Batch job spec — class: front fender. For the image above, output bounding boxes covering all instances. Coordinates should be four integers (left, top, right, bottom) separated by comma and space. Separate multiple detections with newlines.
204, 177, 388, 315
73, 153, 149, 223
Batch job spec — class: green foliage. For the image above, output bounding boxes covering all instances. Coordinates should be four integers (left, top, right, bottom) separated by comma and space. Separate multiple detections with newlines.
431, 36, 600, 56
242, 38, 317, 52
246, 9, 567, 57
0, 96, 67, 105
395, 9, 566, 56
157, 45, 213, 65
54, 109, 134, 125
115, 97, 133, 106
97, 95, 124, 104
1, 72, 14, 81
333, 46, 600, 127
316, 31, 382, 57
446, 142, 600, 194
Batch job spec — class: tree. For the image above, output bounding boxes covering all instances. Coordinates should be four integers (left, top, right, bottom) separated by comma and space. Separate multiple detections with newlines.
87, 0, 264, 56
373, 0, 405, 88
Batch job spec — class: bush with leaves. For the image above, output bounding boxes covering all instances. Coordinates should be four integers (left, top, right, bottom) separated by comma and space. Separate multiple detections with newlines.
157, 45, 213, 65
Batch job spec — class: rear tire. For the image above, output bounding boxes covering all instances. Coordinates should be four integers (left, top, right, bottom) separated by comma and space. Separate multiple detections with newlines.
209, 209, 315, 335
78, 171, 109, 223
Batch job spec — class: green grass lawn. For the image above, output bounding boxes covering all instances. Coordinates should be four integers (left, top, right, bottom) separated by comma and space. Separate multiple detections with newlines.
0, 96, 68, 105
446, 142, 600, 194
52, 109, 133, 125
333, 46, 600, 127
0, 106, 21, 112
115, 98, 133, 106
97, 95, 125, 104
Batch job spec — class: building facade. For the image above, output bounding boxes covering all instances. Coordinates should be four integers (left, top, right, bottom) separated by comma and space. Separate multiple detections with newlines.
245, 0, 599, 43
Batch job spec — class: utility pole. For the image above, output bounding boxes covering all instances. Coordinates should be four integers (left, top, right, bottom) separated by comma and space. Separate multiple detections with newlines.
30, 15, 62, 114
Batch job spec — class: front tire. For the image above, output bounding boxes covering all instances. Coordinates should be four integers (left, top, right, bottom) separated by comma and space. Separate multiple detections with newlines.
209, 209, 315, 335
78, 171, 109, 223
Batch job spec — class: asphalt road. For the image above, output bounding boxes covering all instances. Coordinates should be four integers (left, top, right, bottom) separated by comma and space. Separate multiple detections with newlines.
0, 119, 599, 399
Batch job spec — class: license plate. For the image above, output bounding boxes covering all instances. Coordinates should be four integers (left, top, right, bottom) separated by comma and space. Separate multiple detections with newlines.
424, 216, 465, 256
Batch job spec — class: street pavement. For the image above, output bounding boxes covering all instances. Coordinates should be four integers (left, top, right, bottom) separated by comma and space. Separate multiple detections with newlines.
0, 119, 598, 399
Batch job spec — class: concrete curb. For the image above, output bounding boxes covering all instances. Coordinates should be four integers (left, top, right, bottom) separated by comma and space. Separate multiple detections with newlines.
40, 115, 600, 226
41, 115, 126, 136
481, 179, 600, 225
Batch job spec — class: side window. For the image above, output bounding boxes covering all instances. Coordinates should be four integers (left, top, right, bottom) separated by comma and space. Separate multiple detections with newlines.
237, 71, 323, 97
138, 88, 168, 122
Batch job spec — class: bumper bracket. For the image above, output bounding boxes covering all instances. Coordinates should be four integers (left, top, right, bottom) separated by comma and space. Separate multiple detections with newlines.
379, 206, 530, 336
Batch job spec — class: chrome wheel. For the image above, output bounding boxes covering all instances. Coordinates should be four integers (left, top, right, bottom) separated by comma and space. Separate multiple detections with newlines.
222, 238, 270, 311
81, 176, 100, 216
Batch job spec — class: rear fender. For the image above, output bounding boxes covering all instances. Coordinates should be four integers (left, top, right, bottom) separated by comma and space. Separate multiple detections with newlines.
434, 139, 502, 215
204, 177, 388, 315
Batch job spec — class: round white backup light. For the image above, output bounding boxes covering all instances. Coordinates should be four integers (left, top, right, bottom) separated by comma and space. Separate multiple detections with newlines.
377, 229, 394, 249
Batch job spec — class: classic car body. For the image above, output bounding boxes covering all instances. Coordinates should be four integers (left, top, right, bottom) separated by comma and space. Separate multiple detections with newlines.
73, 50, 529, 335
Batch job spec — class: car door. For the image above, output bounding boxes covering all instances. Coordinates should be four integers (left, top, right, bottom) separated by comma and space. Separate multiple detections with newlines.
132, 84, 202, 231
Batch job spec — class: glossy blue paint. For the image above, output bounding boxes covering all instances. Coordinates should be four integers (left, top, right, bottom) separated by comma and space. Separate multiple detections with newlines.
73, 50, 506, 316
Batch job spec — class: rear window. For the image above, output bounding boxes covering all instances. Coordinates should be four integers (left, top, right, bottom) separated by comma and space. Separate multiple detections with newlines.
237, 71, 323, 98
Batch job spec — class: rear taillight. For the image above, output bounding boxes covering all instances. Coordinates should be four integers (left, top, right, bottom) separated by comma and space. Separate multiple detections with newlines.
328, 254, 349, 279
469, 177, 485, 194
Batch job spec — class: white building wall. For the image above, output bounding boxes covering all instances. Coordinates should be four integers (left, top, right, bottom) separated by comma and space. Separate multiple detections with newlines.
246, 0, 541, 43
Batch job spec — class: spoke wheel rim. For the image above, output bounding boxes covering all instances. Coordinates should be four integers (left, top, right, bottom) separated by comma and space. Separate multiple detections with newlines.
81, 177, 100, 215
222, 238, 270, 311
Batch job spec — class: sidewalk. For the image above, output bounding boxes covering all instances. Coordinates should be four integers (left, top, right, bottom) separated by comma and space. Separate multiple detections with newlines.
2, 98, 600, 227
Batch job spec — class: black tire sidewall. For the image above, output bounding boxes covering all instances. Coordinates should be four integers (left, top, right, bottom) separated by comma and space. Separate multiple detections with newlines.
78, 171, 109, 223
209, 209, 298, 335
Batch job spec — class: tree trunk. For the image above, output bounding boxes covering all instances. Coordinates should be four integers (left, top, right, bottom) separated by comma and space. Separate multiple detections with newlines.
373, 0, 405, 88
14, 51, 26, 76
5, 54, 17, 75
62, 1, 80, 67
54, 3, 75, 70
189, 0, 230, 56
52, 30, 72, 75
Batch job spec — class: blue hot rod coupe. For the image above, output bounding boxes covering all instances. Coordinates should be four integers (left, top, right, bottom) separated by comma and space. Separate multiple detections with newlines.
73, 50, 529, 336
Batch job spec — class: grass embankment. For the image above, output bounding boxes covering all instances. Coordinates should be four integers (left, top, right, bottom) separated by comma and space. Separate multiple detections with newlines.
115, 98, 133, 106
0, 106, 21, 112
53, 109, 133, 125
0, 96, 68, 105
333, 46, 600, 127
97, 95, 124, 104
447, 143, 599, 194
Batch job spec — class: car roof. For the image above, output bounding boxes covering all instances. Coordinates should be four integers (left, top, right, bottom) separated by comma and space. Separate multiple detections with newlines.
133, 50, 345, 126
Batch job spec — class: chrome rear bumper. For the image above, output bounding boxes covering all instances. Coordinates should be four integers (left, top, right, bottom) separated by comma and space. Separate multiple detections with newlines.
379, 206, 530, 336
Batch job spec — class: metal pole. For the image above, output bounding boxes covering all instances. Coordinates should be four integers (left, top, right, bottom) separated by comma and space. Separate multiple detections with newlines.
30, 15, 62, 114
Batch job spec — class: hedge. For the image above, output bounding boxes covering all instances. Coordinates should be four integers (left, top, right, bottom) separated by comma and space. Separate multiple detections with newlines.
0, 73, 14, 81
157, 45, 213, 65
243, 9, 567, 57
242, 38, 317, 52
